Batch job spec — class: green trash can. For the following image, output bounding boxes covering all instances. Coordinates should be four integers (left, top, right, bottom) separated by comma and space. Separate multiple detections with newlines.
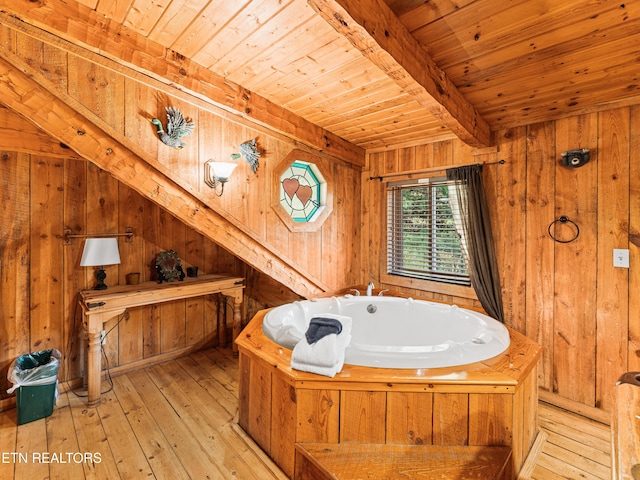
7, 349, 62, 425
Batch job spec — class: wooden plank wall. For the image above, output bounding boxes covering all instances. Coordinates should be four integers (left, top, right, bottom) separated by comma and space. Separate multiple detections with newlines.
0, 20, 362, 293
1, 151, 261, 398
363, 107, 640, 417
0, 24, 361, 403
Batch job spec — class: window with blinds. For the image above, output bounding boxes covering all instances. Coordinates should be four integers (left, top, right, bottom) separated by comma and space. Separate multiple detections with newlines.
386, 178, 470, 286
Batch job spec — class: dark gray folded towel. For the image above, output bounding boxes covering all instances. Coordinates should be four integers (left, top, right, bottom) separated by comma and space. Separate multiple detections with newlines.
305, 317, 343, 344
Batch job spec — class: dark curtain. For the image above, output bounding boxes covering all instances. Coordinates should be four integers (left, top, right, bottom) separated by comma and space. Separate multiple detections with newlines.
446, 164, 504, 322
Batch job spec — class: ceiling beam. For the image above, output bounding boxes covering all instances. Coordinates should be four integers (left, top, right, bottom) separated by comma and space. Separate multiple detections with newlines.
0, 1, 364, 166
307, 0, 491, 147
0, 47, 327, 298
0, 107, 82, 159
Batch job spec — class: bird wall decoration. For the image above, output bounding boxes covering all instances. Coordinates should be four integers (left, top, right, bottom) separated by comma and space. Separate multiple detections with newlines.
151, 107, 195, 149
231, 138, 260, 173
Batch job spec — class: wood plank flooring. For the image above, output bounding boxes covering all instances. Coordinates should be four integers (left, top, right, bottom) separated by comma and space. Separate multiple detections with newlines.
531, 402, 611, 480
0, 347, 612, 479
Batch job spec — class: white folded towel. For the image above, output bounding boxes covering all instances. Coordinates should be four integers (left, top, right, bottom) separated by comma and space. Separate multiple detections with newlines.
291, 313, 352, 377
292, 333, 343, 368
276, 325, 304, 349
290, 358, 344, 378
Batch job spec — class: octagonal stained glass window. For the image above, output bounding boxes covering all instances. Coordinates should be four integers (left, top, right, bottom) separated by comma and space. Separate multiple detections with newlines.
279, 161, 327, 222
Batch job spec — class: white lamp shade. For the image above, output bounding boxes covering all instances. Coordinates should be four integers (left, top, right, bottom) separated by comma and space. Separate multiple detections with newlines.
208, 161, 237, 180
80, 238, 121, 267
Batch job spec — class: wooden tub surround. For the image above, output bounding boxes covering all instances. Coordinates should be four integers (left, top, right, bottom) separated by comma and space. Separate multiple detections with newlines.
236, 307, 542, 480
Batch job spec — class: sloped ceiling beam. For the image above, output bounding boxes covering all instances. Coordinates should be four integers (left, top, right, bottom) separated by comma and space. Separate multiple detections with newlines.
307, 0, 491, 148
0, 47, 327, 298
0, 107, 82, 159
0, 1, 364, 166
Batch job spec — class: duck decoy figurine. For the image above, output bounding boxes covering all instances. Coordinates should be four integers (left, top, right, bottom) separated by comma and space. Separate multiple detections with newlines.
231, 138, 260, 173
151, 107, 195, 149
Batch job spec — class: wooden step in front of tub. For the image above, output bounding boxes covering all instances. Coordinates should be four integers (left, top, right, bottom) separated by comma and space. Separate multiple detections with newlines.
294, 443, 513, 480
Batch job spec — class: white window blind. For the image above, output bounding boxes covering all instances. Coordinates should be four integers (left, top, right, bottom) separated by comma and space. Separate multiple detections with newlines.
386, 178, 470, 286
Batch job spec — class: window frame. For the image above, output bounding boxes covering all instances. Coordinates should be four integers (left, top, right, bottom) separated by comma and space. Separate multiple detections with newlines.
381, 176, 477, 300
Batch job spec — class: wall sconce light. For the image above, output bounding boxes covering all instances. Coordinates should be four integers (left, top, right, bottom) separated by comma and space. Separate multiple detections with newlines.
204, 159, 237, 196
80, 237, 121, 290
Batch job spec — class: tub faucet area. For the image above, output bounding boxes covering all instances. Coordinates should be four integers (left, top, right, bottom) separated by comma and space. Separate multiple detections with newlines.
351, 283, 386, 296
366, 282, 375, 296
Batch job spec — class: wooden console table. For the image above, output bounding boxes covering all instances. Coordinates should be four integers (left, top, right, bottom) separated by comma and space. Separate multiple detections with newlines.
79, 274, 244, 406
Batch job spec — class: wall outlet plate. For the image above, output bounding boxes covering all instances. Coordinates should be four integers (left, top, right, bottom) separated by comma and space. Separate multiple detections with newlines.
613, 248, 630, 268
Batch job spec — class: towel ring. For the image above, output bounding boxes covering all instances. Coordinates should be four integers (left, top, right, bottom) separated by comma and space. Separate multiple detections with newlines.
548, 216, 580, 243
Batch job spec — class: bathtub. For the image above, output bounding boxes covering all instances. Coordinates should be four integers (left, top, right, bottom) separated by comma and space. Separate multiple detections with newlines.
238, 298, 541, 478
262, 295, 510, 369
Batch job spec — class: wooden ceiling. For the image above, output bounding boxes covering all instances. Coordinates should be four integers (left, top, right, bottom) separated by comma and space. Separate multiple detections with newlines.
3, 0, 639, 152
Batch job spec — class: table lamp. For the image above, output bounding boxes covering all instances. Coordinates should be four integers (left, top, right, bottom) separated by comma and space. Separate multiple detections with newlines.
80, 237, 121, 290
